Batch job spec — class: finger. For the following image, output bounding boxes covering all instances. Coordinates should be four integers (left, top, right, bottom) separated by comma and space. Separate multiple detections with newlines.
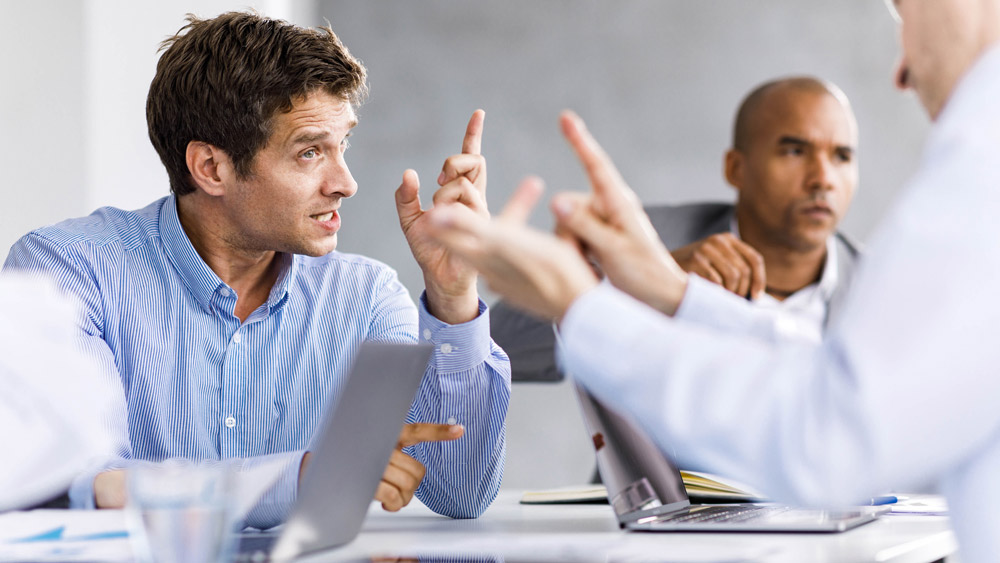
558, 110, 635, 225
397, 422, 465, 448
730, 239, 767, 299
395, 169, 423, 224
698, 243, 743, 294
500, 177, 545, 225
551, 192, 590, 254
382, 452, 424, 503
712, 239, 751, 298
551, 192, 619, 264
432, 177, 486, 211
438, 154, 486, 189
691, 253, 725, 286
374, 481, 406, 512
462, 109, 485, 155
424, 205, 495, 266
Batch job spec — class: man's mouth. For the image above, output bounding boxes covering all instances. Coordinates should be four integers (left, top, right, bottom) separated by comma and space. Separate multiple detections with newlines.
312, 212, 335, 222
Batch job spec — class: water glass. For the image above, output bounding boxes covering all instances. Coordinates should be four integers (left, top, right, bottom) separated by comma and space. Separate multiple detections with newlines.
126, 460, 237, 563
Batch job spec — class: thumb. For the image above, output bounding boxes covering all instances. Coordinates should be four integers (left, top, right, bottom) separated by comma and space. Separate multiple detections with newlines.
395, 169, 423, 224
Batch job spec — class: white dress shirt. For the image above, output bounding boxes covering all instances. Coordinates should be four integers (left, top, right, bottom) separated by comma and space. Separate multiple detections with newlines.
558, 45, 1000, 563
731, 218, 840, 343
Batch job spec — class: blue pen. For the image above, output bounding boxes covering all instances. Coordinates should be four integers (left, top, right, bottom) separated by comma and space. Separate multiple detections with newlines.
869, 495, 898, 506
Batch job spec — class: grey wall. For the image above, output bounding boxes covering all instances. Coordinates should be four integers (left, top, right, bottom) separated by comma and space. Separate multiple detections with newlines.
1, 2, 87, 250
315, 0, 930, 490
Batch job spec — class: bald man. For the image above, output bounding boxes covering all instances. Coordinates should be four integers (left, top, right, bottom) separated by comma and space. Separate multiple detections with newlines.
492, 76, 861, 381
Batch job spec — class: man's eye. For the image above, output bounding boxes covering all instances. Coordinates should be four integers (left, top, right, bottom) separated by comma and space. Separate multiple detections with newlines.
781, 147, 804, 156
836, 151, 853, 163
341, 138, 351, 150
302, 149, 318, 159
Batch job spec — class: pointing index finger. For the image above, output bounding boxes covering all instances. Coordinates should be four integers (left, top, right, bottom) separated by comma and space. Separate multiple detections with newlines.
559, 110, 632, 221
397, 422, 465, 448
462, 109, 485, 155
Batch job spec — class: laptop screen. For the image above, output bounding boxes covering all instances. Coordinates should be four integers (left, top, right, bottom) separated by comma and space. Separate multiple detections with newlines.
573, 383, 690, 524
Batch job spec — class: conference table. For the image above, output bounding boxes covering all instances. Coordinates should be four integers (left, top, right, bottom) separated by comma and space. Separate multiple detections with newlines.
306, 489, 957, 562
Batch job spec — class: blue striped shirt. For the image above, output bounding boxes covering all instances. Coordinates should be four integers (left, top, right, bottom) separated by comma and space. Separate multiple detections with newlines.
3, 195, 510, 528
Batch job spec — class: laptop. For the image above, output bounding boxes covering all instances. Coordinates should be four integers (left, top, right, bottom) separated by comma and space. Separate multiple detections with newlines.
573, 383, 880, 533
235, 341, 433, 561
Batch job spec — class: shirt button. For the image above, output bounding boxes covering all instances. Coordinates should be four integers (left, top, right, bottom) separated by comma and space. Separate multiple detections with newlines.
232, 332, 241, 344
440, 343, 453, 354
219, 287, 230, 297
224, 416, 236, 428
422, 329, 432, 341
447, 416, 458, 425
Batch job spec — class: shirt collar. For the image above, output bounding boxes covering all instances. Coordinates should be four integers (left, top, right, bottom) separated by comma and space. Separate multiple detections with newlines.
730, 216, 839, 302
159, 195, 295, 314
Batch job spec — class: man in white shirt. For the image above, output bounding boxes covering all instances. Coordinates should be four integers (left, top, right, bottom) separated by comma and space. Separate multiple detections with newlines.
421, 0, 1000, 560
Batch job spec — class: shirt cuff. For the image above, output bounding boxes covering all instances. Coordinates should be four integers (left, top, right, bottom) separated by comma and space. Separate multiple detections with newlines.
242, 450, 306, 530
418, 292, 492, 373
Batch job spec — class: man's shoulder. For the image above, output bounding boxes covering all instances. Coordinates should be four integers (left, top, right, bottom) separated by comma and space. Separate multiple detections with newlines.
21, 198, 167, 254
642, 201, 734, 248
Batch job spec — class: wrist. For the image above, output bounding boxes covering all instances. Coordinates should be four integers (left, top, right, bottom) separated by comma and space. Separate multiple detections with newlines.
423, 280, 480, 324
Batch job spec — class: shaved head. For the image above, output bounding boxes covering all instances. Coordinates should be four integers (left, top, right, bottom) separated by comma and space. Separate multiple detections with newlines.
732, 77, 852, 152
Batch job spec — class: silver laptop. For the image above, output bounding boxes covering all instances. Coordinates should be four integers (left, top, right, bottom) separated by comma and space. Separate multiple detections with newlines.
237, 341, 433, 561
573, 383, 880, 533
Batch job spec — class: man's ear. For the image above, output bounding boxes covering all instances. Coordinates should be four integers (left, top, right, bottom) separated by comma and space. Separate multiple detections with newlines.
185, 141, 233, 196
724, 149, 744, 192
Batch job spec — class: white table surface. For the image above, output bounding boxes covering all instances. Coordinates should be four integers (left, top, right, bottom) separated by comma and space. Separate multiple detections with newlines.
303, 490, 957, 562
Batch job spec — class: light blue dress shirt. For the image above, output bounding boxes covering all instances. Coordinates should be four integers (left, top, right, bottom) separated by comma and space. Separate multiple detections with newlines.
3, 195, 510, 529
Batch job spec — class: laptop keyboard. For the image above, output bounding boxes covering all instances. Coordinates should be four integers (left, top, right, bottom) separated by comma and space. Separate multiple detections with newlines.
658, 505, 790, 524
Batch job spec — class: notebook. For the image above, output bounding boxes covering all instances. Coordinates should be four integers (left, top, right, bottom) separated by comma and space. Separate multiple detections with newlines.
573, 383, 880, 533
235, 341, 433, 561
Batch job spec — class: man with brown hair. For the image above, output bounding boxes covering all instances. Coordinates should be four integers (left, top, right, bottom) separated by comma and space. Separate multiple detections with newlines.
3, 12, 509, 528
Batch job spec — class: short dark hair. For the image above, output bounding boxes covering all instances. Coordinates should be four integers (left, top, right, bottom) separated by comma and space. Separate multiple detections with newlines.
732, 76, 847, 152
147, 11, 368, 196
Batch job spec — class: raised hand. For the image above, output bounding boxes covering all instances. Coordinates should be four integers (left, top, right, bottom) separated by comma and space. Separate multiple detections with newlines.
426, 177, 599, 321
553, 111, 689, 315
396, 110, 489, 324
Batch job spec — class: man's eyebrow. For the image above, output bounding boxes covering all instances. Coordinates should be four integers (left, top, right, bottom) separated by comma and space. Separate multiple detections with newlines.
777, 136, 810, 146
289, 121, 358, 146
290, 131, 331, 146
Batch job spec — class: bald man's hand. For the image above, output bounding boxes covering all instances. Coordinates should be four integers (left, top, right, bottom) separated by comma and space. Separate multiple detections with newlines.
671, 233, 766, 300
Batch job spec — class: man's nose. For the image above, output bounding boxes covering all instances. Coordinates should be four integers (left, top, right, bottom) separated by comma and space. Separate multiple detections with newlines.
323, 158, 358, 199
806, 153, 836, 193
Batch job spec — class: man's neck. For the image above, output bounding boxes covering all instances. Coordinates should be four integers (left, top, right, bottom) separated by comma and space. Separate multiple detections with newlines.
754, 243, 827, 302
176, 194, 281, 321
